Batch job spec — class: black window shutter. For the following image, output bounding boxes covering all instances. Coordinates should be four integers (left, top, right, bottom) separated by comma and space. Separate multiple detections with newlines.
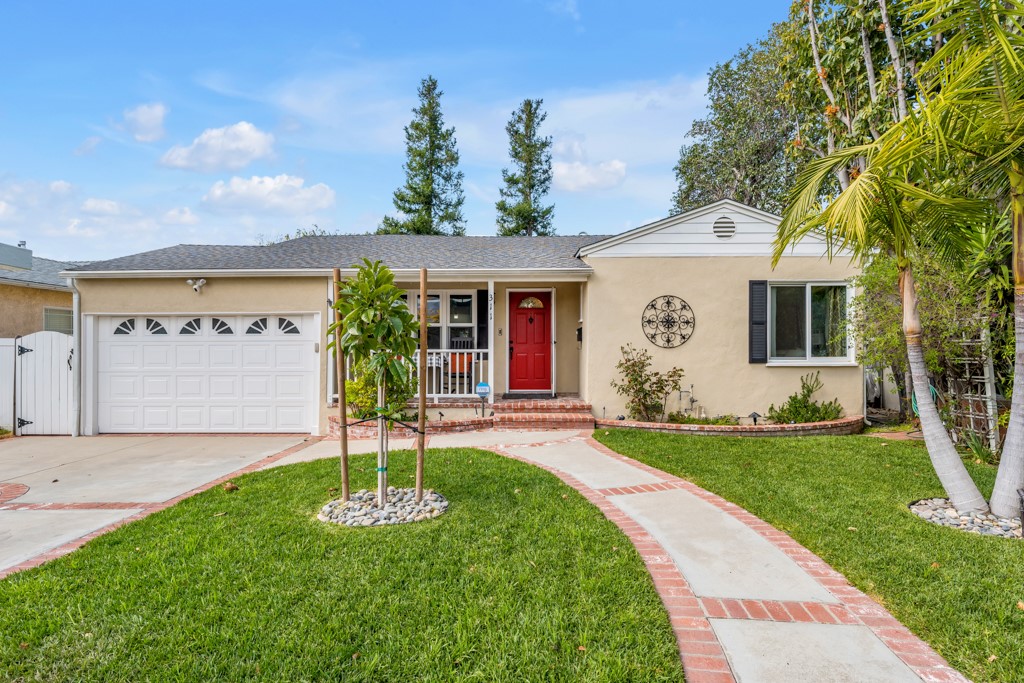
749, 280, 768, 363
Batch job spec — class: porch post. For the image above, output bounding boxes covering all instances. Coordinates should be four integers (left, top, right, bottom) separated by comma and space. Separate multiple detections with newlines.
487, 279, 495, 404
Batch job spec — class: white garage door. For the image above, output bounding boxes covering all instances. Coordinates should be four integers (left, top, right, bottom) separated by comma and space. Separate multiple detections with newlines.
97, 314, 317, 433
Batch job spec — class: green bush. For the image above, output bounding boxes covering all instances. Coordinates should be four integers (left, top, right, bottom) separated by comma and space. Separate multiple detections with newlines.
666, 412, 739, 426
767, 372, 843, 424
610, 344, 685, 422
345, 360, 416, 419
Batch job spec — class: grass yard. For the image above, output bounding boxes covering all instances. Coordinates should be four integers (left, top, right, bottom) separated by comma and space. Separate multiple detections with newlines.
595, 429, 1024, 683
0, 448, 683, 682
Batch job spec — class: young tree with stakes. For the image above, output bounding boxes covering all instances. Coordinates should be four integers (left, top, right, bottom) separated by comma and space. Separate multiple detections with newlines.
496, 99, 555, 236
329, 260, 419, 502
379, 75, 466, 236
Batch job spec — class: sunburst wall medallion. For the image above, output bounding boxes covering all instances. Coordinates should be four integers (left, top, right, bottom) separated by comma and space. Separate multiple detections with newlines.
642, 296, 695, 348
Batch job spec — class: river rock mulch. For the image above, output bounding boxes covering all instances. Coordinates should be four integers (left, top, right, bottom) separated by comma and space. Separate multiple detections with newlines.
910, 497, 1022, 539
318, 488, 449, 527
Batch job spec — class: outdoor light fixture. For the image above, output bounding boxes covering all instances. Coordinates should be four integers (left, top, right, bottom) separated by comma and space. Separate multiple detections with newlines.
186, 278, 207, 293
748, 411, 762, 425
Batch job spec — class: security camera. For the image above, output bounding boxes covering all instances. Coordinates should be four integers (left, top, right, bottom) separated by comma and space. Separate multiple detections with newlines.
186, 278, 207, 293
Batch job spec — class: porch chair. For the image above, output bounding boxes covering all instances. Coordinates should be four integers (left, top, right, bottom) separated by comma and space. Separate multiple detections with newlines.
446, 339, 474, 395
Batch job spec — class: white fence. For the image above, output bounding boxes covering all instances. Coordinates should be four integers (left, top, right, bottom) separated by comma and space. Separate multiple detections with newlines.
0, 339, 12, 431
0, 332, 74, 435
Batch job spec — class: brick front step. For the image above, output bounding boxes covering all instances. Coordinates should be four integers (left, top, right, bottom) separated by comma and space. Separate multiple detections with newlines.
493, 412, 596, 430
493, 400, 592, 414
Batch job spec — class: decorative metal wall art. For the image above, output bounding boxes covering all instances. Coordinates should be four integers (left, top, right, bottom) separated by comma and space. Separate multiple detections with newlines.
642, 296, 695, 348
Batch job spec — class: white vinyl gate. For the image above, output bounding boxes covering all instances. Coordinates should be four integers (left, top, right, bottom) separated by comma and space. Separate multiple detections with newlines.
13, 331, 74, 435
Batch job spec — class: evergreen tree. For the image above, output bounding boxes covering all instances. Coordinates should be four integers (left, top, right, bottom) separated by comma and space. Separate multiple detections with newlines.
496, 99, 554, 236
379, 76, 465, 235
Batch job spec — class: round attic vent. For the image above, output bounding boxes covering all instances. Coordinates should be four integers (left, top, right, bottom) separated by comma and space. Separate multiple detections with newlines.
713, 216, 736, 239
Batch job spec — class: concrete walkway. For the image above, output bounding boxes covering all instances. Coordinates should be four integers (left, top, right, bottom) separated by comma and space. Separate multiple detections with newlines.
486, 431, 967, 683
2, 430, 969, 682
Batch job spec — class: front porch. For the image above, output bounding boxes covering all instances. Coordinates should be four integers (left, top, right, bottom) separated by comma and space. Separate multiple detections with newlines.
329, 278, 585, 404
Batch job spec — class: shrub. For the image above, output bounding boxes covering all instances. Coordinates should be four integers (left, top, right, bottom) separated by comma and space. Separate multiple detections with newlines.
610, 344, 685, 422
767, 372, 843, 424
346, 360, 416, 420
666, 413, 739, 426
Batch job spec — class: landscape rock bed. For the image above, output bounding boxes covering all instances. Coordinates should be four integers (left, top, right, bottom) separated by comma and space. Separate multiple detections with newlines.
318, 488, 449, 527
910, 498, 1022, 539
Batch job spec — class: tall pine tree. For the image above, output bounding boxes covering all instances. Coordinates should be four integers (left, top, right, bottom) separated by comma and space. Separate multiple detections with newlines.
496, 99, 554, 236
379, 76, 465, 235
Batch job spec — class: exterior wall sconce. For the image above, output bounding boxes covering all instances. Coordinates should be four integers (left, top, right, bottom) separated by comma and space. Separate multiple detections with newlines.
186, 278, 207, 293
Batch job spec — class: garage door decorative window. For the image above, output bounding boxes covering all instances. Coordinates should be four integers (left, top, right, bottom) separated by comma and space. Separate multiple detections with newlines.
146, 318, 168, 335
246, 317, 269, 335
279, 318, 300, 334
212, 318, 233, 335
642, 295, 696, 348
114, 318, 135, 335
179, 318, 201, 335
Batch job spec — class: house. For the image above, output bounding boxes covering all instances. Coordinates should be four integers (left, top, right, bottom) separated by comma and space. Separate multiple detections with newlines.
62, 200, 862, 435
0, 252, 78, 338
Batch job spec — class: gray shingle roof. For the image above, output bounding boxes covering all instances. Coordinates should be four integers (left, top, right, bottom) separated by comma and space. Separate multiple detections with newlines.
66, 235, 612, 273
0, 257, 86, 289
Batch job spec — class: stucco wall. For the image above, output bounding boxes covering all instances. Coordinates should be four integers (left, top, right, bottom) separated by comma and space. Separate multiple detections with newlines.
582, 256, 863, 420
77, 276, 332, 433
0, 284, 72, 338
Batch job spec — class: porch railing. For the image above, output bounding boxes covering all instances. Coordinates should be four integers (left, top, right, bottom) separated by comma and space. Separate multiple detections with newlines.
330, 349, 489, 403
412, 349, 489, 400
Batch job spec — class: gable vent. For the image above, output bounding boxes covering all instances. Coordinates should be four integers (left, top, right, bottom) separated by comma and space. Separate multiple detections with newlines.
713, 216, 736, 239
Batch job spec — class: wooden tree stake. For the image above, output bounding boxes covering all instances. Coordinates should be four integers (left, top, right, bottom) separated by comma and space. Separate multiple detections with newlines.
416, 268, 427, 502
333, 268, 350, 502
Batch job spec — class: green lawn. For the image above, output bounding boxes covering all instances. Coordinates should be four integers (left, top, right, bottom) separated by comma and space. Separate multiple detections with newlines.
0, 448, 683, 682
595, 429, 1024, 683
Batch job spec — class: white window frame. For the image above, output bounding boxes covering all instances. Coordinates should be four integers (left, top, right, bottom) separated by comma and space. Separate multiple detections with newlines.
43, 307, 73, 335
766, 281, 856, 367
406, 289, 476, 348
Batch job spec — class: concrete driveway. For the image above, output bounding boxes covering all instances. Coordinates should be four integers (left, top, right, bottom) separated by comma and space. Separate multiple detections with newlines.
0, 435, 306, 576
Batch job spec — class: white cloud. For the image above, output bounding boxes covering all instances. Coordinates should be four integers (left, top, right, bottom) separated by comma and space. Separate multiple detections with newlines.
0, 200, 13, 220
74, 136, 102, 156
123, 102, 168, 142
160, 121, 275, 172
548, 0, 581, 21
80, 198, 124, 215
44, 218, 101, 239
162, 207, 200, 225
49, 180, 73, 194
202, 174, 335, 214
553, 160, 627, 192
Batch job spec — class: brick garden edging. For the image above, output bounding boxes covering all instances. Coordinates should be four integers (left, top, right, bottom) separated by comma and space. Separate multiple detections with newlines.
595, 415, 865, 437
327, 415, 492, 439
486, 432, 967, 683
0, 437, 323, 580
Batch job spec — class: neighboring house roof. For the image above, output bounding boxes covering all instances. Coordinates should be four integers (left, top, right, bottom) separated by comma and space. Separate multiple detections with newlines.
0, 256, 86, 291
65, 234, 613, 275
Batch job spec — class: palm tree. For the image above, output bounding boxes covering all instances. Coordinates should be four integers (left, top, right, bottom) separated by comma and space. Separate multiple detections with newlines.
882, 0, 1024, 518
774, 146, 990, 513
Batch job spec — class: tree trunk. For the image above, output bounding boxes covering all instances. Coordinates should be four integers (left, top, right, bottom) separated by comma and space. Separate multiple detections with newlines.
989, 202, 1024, 517
377, 379, 388, 503
901, 266, 989, 512
988, 289, 1023, 517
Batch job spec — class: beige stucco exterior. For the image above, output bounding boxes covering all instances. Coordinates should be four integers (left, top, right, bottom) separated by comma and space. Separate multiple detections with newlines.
581, 255, 862, 420
0, 283, 72, 337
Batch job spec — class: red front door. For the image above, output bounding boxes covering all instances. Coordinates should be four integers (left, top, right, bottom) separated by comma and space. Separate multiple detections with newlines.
509, 291, 552, 392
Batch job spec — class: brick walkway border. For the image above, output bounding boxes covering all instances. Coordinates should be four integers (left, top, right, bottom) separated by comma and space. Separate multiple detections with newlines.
486, 432, 967, 683
0, 437, 322, 580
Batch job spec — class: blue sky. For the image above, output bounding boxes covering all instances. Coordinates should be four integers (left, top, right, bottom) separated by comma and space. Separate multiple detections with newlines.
1, 1, 787, 261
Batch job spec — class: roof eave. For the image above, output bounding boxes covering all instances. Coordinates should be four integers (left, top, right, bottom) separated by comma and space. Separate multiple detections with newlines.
62, 267, 593, 282
0, 277, 71, 292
